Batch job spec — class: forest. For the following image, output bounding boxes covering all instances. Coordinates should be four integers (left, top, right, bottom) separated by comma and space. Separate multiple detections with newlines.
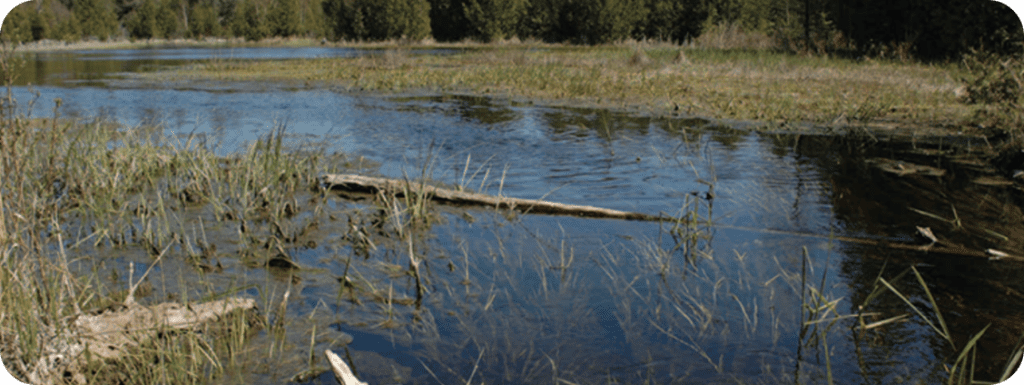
0, 0, 1022, 61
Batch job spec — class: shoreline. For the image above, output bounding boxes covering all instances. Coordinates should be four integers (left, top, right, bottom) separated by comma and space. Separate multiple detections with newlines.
9, 39, 1014, 152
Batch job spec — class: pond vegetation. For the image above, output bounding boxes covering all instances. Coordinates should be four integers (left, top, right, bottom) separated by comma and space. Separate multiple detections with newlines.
0, 38, 1023, 385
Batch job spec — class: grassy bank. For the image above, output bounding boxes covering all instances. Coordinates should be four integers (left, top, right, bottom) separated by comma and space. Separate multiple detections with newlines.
0, 61, 345, 381
146, 44, 980, 133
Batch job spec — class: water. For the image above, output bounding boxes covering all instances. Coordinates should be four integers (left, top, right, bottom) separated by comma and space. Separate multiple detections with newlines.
11, 48, 1024, 384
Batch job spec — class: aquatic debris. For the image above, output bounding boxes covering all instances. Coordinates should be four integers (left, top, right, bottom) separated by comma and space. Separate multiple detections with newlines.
325, 349, 368, 385
866, 158, 946, 177
986, 248, 1010, 260
75, 297, 258, 361
321, 173, 659, 220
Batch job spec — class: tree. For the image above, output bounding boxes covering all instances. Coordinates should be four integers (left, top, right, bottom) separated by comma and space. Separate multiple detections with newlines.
340, 0, 430, 41
295, 0, 327, 37
230, 0, 270, 40
269, 0, 299, 36
188, 1, 221, 37
32, 0, 64, 41
573, 0, 648, 44
520, 0, 564, 41
428, 0, 469, 41
1, 3, 35, 43
155, 0, 181, 37
830, 0, 1022, 59
75, 0, 119, 40
53, 10, 82, 40
124, 0, 158, 38
462, 0, 526, 42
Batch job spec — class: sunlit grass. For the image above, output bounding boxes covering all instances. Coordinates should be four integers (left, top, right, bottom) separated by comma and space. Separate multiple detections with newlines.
148, 45, 974, 130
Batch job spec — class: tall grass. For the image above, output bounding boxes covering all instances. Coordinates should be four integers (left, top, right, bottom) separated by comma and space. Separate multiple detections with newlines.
0, 43, 336, 383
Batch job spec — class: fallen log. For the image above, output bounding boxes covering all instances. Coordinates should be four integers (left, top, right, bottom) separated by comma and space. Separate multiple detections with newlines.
74, 297, 258, 361
325, 349, 368, 385
321, 173, 659, 221
322, 173, 1023, 262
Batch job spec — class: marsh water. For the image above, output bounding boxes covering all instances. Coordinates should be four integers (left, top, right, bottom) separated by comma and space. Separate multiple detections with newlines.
11, 47, 1024, 384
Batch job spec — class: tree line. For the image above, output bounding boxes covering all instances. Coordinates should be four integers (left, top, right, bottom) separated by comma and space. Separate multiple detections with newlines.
1, 0, 1021, 60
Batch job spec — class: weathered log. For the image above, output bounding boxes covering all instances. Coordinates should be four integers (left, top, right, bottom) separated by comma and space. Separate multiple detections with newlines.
74, 297, 258, 360
321, 173, 658, 220
322, 174, 1023, 262
325, 349, 368, 385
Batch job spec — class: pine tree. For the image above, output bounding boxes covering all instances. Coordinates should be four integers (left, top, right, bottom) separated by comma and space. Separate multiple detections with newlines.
1, 3, 35, 43
75, 0, 119, 40
462, 0, 526, 42
188, 1, 221, 38
270, 0, 299, 37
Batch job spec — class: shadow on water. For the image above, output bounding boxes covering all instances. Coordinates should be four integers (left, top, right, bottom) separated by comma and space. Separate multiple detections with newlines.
11, 49, 1024, 384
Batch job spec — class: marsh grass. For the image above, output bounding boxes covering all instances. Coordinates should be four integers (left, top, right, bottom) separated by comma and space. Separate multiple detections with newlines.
0, 42, 350, 383
152, 45, 973, 130
4, 41, 1021, 385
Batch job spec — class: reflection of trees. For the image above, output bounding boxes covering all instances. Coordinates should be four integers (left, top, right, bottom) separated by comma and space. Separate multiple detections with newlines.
390, 95, 521, 125
541, 107, 652, 143
15, 54, 169, 86
782, 133, 1024, 382
704, 124, 745, 150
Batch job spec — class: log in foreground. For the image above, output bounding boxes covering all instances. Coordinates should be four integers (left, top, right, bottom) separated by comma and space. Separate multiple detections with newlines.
322, 173, 659, 220
21, 297, 258, 385
74, 297, 258, 360
325, 349, 368, 385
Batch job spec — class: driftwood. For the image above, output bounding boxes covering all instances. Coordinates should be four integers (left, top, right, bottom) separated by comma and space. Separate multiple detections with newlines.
322, 173, 1023, 262
74, 297, 258, 360
321, 174, 658, 220
325, 349, 368, 385
18, 297, 258, 385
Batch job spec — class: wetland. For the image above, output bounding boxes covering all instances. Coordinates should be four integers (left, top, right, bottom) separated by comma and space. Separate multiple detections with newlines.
1, 43, 1023, 385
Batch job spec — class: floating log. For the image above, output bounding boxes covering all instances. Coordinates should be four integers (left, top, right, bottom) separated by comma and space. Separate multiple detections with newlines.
322, 173, 659, 220
325, 349, 368, 385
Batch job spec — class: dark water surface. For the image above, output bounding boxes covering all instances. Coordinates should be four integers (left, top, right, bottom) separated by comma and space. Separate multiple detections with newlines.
11, 48, 1024, 384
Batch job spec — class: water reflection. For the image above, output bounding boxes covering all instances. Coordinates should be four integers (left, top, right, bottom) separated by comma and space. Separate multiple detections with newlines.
14, 47, 459, 87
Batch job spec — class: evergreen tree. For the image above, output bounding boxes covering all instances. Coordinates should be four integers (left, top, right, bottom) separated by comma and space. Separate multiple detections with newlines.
428, 0, 469, 41
124, 0, 159, 38
188, 1, 221, 37
1, 3, 35, 43
269, 0, 299, 36
53, 7, 82, 40
520, 0, 564, 42
156, 0, 181, 37
462, 0, 525, 42
572, 0, 648, 44
230, 0, 269, 40
295, 0, 327, 37
32, 0, 62, 40
75, 0, 119, 40
344, 0, 429, 40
